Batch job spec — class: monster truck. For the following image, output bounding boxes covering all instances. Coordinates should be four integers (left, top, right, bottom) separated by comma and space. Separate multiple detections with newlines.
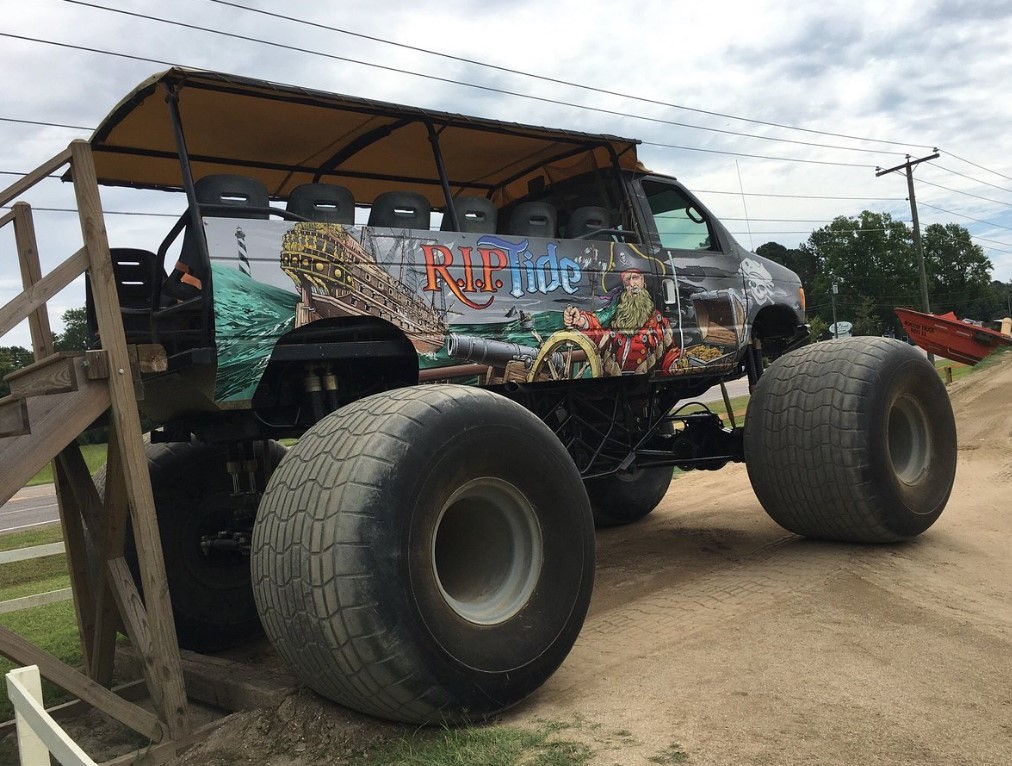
80, 68, 956, 724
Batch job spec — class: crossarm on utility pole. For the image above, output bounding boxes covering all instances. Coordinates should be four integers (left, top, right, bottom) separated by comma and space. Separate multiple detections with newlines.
876, 151, 940, 362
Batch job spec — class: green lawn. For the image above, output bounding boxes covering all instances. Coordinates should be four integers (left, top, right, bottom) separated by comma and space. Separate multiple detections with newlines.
0, 526, 79, 724
26, 443, 108, 487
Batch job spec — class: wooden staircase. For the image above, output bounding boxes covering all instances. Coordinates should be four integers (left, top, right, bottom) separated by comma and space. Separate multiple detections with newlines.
1, 142, 194, 762
0, 354, 111, 504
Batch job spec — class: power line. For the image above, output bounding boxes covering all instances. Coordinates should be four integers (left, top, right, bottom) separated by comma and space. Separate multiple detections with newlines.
197, 0, 932, 152
919, 202, 1012, 233
696, 189, 906, 201
976, 242, 1012, 255
721, 217, 846, 223
1, 205, 177, 217
0, 32, 885, 170
58, 0, 909, 159
969, 233, 1012, 249
641, 141, 875, 168
0, 168, 908, 202
0, 116, 91, 131
927, 162, 1012, 196
940, 149, 1012, 184
0, 32, 178, 67
918, 178, 1012, 209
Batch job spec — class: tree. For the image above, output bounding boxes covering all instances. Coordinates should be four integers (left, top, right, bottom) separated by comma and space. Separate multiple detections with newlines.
54, 307, 90, 352
807, 315, 829, 342
801, 212, 918, 334
922, 224, 993, 319
756, 241, 819, 291
0, 345, 34, 397
852, 297, 885, 337
758, 215, 995, 337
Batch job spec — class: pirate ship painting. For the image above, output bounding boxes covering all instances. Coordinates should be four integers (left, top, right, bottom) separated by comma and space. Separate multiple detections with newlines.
280, 222, 447, 353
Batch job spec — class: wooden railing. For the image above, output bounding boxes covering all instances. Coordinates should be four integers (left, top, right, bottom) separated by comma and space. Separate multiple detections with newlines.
0, 140, 192, 757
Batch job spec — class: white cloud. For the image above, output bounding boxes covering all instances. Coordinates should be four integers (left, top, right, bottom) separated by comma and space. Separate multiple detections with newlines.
3, 0, 1012, 347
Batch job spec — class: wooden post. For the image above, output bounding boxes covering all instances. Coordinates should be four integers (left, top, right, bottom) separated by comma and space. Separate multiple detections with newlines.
88, 435, 127, 686
12, 202, 54, 360
53, 458, 99, 673
12, 200, 104, 672
69, 140, 190, 738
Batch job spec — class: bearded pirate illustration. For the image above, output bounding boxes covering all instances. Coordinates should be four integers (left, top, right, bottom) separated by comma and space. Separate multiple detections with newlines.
563, 243, 681, 375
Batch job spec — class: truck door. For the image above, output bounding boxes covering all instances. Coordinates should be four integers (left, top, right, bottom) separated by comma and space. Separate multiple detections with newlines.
633, 177, 749, 372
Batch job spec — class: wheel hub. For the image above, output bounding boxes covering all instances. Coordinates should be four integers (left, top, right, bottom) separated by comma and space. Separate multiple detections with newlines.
888, 393, 932, 485
432, 477, 543, 625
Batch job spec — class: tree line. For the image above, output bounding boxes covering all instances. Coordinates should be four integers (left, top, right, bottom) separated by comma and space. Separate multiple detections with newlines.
1, 307, 89, 397
756, 211, 1011, 340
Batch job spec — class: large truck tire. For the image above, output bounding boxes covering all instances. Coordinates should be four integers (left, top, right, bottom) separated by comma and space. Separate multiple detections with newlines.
743, 337, 956, 543
251, 385, 595, 724
95, 439, 286, 652
584, 467, 673, 527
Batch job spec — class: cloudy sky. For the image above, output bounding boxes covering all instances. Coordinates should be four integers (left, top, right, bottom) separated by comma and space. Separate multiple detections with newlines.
3, 0, 1012, 345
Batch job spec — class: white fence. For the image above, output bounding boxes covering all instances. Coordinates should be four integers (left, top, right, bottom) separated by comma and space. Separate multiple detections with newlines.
0, 541, 72, 614
5, 665, 97, 766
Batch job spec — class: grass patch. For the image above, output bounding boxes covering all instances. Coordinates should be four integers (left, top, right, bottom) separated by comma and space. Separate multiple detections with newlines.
349, 722, 592, 766
0, 601, 82, 722
0, 526, 79, 723
26, 443, 107, 487
0, 525, 63, 550
968, 345, 1012, 373
648, 742, 689, 764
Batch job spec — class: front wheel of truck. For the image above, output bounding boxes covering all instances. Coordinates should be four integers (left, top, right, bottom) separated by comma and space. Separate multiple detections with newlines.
743, 337, 957, 542
250, 385, 595, 724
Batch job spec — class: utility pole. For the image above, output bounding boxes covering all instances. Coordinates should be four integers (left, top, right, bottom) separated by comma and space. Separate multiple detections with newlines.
831, 281, 839, 339
876, 151, 939, 362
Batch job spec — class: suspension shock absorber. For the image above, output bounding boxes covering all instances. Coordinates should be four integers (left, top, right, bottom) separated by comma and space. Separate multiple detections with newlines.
303, 366, 326, 424
321, 366, 339, 414
241, 443, 259, 494
746, 336, 764, 388
225, 443, 243, 495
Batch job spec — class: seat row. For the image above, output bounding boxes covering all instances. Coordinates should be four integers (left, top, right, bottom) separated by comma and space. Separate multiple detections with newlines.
192, 174, 612, 239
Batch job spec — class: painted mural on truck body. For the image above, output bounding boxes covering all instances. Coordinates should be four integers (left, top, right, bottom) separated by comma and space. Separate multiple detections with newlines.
204, 216, 801, 404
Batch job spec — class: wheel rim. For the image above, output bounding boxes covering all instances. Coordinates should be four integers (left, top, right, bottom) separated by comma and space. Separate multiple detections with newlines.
432, 477, 543, 625
888, 393, 932, 486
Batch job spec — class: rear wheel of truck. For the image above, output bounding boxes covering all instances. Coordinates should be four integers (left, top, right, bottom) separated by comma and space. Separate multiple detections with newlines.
743, 337, 957, 542
584, 467, 673, 527
96, 439, 287, 652
251, 385, 595, 724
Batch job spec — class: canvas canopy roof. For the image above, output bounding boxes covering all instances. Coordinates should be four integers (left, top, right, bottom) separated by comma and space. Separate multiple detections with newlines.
85, 68, 642, 208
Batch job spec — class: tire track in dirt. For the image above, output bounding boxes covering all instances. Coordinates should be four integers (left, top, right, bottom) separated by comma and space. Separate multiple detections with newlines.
540, 469, 872, 692
560, 357, 1012, 679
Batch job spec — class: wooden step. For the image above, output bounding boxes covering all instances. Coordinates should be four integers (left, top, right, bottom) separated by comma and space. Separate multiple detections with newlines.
0, 383, 111, 507
3, 352, 81, 397
0, 344, 167, 503
0, 395, 30, 438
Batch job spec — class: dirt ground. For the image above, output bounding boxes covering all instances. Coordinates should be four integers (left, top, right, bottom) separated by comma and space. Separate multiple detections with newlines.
13, 355, 1011, 765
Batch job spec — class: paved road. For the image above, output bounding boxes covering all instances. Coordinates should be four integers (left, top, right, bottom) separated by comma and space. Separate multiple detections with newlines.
0, 484, 60, 535
697, 375, 751, 403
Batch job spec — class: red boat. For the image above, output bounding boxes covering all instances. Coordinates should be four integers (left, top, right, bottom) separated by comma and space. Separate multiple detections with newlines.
895, 307, 1012, 365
